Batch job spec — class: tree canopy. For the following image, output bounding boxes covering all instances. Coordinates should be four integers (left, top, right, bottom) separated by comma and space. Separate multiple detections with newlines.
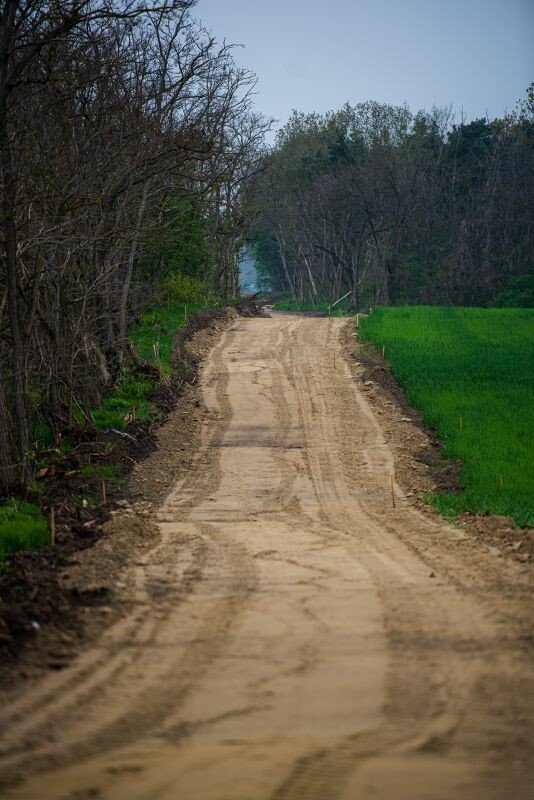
250, 89, 534, 310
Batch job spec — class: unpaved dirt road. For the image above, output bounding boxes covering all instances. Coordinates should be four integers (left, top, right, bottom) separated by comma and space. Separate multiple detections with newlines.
1, 314, 533, 799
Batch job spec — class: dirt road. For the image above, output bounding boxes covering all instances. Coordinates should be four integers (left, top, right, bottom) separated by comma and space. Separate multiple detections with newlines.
1, 314, 533, 799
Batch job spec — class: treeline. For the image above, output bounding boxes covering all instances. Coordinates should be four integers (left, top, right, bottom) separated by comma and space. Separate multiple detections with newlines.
251, 89, 534, 309
0, 1, 269, 491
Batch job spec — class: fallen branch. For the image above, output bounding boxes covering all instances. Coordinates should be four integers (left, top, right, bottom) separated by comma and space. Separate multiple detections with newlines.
105, 428, 137, 442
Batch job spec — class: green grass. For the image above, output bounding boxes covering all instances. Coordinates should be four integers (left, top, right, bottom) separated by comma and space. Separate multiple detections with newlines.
78, 463, 119, 482
129, 302, 202, 373
86, 301, 202, 431
92, 371, 153, 431
0, 500, 49, 565
2, 301, 200, 564
359, 307, 534, 526
272, 299, 353, 316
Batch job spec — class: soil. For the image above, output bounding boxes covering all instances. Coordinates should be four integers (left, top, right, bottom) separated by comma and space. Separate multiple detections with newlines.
0, 308, 235, 682
0, 313, 532, 799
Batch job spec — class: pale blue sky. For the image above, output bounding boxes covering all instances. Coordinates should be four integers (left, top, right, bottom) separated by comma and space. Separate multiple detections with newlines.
195, 0, 533, 134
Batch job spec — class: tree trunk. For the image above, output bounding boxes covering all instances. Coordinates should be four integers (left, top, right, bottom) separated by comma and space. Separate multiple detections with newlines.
0, 350, 17, 491
0, 111, 31, 486
118, 180, 150, 361
275, 228, 297, 302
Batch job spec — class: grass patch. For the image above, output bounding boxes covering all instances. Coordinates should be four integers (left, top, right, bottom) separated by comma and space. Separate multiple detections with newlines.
0, 501, 49, 566
359, 306, 534, 526
3, 301, 200, 563
86, 301, 202, 432
78, 463, 119, 482
92, 371, 153, 431
129, 302, 202, 373
272, 299, 353, 316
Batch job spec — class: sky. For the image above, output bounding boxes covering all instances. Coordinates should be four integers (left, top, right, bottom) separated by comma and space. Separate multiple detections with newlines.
194, 0, 533, 137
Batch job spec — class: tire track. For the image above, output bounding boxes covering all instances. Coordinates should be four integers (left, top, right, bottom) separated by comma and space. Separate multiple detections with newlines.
1, 313, 532, 800
0, 320, 258, 792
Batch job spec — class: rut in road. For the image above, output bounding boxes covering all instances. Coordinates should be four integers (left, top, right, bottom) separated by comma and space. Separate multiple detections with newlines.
0, 314, 532, 800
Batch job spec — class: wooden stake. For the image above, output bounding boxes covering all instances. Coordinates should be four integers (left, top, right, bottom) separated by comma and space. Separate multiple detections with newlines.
499, 474, 504, 489
50, 507, 55, 546
102, 481, 107, 505
382, 345, 385, 358
390, 475, 396, 509
356, 313, 359, 328
459, 416, 463, 431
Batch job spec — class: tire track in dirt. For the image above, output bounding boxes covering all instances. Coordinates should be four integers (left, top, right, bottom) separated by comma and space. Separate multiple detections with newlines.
0, 329, 234, 751
262, 320, 471, 797
268, 318, 532, 799
0, 314, 532, 800
0, 323, 257, 792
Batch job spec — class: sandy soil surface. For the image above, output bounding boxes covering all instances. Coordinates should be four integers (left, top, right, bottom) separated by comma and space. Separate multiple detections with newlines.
0, 313, 533, 799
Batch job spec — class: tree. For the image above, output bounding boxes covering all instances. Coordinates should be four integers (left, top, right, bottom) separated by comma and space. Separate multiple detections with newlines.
0, 1, 270, 491
250, 91, 533, 312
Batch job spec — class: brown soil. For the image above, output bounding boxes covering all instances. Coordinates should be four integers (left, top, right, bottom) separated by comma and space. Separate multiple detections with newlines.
0, 309, 236, 683
0, 314, 532, 799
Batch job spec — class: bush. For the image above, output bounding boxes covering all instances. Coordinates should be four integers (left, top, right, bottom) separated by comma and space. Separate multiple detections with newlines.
496, 275, 534, 308
163, 273, 213, 305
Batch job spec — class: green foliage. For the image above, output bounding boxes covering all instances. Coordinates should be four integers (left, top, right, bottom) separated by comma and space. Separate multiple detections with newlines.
78, 463, 119, 482
163, 273, 213, 305
0, 500, 49, 565
103, 369, 153, 426
2, 298, 199, 563
129, 301, 202, 375
447, 118, 494, 163
251, 239, 285, 291
140, 197, 214, 285
496, 275, 534, 307
33, 423, 75, 454
87, 301, 201, 431
359, 307, 534, 526
72, 370, 152, 432
252, 87, 534, 308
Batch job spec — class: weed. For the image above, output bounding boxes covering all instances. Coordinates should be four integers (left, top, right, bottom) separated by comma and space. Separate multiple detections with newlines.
0, 500, 49, 565
83, 301, 202, 432
2, 300, 202, 562
129, 301, 203, 373
78, 463, 119, 482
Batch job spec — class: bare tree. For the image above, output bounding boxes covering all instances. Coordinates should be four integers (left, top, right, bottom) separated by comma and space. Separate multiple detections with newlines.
0, 0, 270, 491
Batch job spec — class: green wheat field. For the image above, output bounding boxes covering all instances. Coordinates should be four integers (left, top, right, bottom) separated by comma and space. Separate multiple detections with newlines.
359, 307, 534, 526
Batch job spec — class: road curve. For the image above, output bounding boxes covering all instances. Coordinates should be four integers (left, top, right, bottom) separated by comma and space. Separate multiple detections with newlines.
0, 314, 532, 799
